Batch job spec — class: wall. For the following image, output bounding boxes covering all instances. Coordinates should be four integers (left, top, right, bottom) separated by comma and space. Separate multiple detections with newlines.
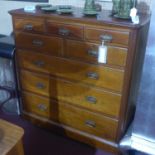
0, 0, 152, 35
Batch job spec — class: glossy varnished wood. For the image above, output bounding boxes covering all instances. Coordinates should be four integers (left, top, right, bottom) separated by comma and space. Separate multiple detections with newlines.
46, 20, 84, 40
20, 70, 50, 97
65, 39, 127, 66
14, 17, 45, 33
0, 119, 24, 155
17, 50, 124, 92
50, 77, 121, 117
10, 8, 150, 153
15, 32, 63, 56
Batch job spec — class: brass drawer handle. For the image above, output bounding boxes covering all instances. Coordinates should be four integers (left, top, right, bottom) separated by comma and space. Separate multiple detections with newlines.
24, 24, 33, 31
59, 28, 70, 36
36, 82, 45, 89
37, 104, 47, 111
86, 72, 99, 80
33, 60, 45, 67
32, 40, 43, 46
85, 120, 96, 128
87, 50, 98, 58
100, 34, 113, 42
86, 96, 97, 104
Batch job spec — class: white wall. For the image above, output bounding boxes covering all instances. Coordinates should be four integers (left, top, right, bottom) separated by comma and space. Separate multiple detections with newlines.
0, 0, 151, 35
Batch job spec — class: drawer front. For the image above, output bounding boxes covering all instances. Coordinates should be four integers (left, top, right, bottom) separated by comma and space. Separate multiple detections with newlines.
49, 59, 124, 92
46, 21, 84, 40
22, 92, 49, 118
20, 70, 50, 97
17, 50, 124, 92
85, 28, 129, 46
15, 32, 63, 56
14, 18, 45, 33
50, 77, 121, 117
65, 40, 127, 67
54, 102, 118, 141
17, 50, 50, 74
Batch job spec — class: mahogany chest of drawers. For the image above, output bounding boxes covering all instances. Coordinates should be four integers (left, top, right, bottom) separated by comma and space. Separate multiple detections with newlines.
9, 8, 150, 154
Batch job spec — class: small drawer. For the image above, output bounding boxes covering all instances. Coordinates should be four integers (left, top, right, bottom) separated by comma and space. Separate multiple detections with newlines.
15, 32, 63, 56
50, 77, 121, 117
85, 28, 130, 46
65, 40, 127, 67
46, 21, 84, 40
54, 102, 118, 141
20, 70, 50, 97
17, 49, 50, 74
22, 92, 50, 118
14, 18, 45, 33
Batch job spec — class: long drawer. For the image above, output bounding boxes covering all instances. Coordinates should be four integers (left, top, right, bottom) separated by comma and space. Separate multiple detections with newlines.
65, 40, 127, 66
50, 77, 121, 117
54, 101, 118, 141
15, 32, 63, 56
17, 50, 124, 92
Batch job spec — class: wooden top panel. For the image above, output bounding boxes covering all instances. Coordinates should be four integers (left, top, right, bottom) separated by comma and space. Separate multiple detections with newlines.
9, 8, 150, 29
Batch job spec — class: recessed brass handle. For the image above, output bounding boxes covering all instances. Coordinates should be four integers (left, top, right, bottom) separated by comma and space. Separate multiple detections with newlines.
36, 82, 45, 89
32, 40, 43, 46
24, 24, 33, 31
37, 104, 47, 111
86, 72, 99, 80
33, 60, 45, 67
86, 96, 97, 104
87, 50, 98, 58
100, 34, 113, 42
59, 28, 70, 36
85, 120, 96, 128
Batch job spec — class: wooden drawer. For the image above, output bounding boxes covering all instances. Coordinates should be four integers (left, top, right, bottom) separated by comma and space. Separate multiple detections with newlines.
15, 32, 63, 56
50, 77, 121, 117
46, 21, 84, 40
65, 40, 127, 67
22, 92, 50, 118
14, 18, 45, 33
17, 49, 50, 74
17, 50, 124, 92
54, 102, 118, 141
49, 59, 124, 92
85, 28, 129, 46
20, 70, 50, 97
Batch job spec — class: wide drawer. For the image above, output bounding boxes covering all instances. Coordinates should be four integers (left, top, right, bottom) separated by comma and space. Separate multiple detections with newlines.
85, 28, 129, 47
17, 50, 124, 92
22, 92, 50, 118
65, 39, 127, 66
54, 102, 118, 141
46, 21, 84, 40
15, 32, 63, 56
14, 17, 45, 33
50, 77, 121, 117
20, 70, 50, 97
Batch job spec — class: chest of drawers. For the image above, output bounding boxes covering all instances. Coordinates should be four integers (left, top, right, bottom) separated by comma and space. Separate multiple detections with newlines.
9, 8, 150, 154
